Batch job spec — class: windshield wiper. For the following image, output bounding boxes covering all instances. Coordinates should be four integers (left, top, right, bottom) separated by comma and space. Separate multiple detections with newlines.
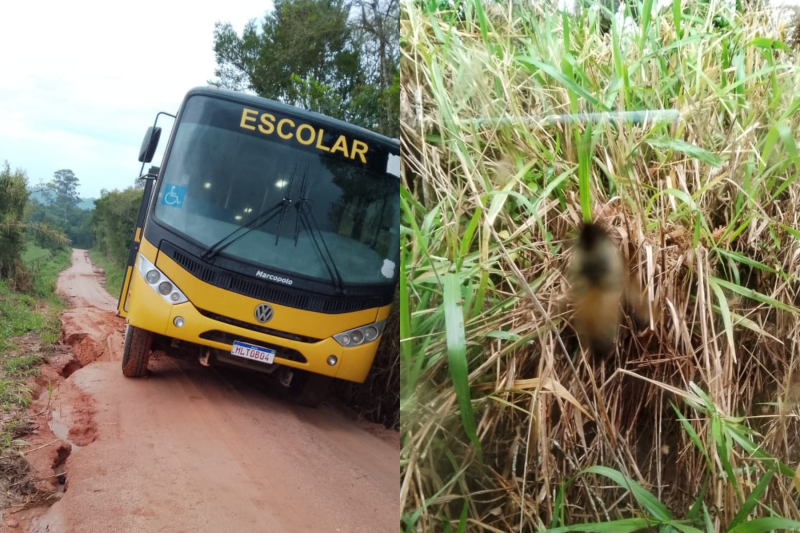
292, 171, 347, 295
274, 162, 303, 246
201, 164, 300, 261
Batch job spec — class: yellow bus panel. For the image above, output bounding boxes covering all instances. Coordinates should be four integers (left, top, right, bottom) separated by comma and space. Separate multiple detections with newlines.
126, 238, 385, 383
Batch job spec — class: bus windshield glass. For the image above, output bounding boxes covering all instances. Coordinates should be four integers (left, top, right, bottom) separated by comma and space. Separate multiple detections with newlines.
152, 95, 400, 287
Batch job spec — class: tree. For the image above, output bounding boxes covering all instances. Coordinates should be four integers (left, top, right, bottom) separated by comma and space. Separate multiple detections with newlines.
0, 161, 29, 278
51, 169, 80, 224
212, 0, 399, 136
26, 169, 92, 250
352, 0, 399, 135
214, 0, 360, 107
92, 187, 143, 268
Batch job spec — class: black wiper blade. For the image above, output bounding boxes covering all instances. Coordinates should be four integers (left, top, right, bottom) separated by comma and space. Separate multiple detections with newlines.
295, 198, 347, 295
292, 162, 310, 245
289, 165, 345, 293
202, 165, 301, 261
201, 202, 284, 261
275, 163, 303, 245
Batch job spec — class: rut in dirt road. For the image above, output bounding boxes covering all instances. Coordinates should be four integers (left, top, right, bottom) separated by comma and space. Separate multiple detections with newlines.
24, 249, 399, 533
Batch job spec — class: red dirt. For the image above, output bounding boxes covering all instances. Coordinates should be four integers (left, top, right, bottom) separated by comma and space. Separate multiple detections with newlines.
1, 249, 399, 532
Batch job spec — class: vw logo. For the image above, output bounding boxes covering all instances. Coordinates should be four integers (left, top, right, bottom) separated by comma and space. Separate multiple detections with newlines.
254, 303, 274, 323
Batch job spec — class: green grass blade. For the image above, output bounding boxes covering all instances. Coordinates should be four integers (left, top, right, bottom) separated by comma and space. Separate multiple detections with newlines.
708, 277, 736, 362
515, 56, 603, 109
578, 123, 594, 222
646, 139, 722, 167
727, 466, 776, 530
653, 188, 699, 213
728, 518, 800, 533
670, 401, 713, 472
709, 276, 799, 314
458, 207, 482, 270
712, 415, 742, 501
688, 474, 710, 523
673, 0, 683, 39
456, 497, 468, 533
443, 273, 482, 461
714, 249, 777, 274
726, 426, 796, 477
538, 517, 655, 533
582, 465, 672, 522
472, 0, 488, 45
639, 0, 654, 54
746, 37, 791, 53
668, 523, 707, 533
703, 504, 714, 533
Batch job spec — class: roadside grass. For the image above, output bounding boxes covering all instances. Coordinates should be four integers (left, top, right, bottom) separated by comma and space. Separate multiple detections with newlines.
21, 243, 50, 265
401, 0, 800, 530
0, 248, 69, 440
87, 249, 124, 299
0, 246, 70, 508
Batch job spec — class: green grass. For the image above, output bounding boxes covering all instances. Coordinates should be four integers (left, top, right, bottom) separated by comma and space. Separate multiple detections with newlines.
0, 247, 69, 351
88, 249, 124, 299
401, 0, 800, 530
0, 378, 33, 411
0, 245, 70, 449
4, 355, 42, 377
21, 243, 50, 265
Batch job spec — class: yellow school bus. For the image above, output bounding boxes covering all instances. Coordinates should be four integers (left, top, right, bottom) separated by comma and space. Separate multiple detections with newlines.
117, 86, 400, 407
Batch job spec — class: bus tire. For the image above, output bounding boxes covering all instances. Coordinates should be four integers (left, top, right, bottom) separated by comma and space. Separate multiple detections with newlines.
290, 371, 333, 408
122, 325, 153, 378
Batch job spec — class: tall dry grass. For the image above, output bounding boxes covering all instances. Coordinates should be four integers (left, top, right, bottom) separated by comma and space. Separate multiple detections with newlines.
400, 0, 800, 531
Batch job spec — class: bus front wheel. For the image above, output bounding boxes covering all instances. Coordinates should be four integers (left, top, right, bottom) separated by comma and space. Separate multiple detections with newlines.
122, 325, 153, 378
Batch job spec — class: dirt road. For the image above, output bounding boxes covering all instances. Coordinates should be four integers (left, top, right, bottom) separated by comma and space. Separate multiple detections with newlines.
10, 250, 398, 532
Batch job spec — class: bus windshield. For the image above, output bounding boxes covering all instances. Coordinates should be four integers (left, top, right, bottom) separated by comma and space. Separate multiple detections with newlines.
152, 95, 400, 287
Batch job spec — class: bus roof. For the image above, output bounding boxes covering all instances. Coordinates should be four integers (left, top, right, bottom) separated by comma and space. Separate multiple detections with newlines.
184, 86, 399, 151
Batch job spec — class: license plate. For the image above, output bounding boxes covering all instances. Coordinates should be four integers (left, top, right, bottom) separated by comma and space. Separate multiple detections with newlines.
231, 341, 275, 364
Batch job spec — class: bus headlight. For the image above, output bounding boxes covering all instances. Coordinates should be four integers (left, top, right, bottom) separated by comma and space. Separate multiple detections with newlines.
137, 254, 189, 305
333, 319, 386, 348
145, 270, 160, 284
364, 326, 379, 342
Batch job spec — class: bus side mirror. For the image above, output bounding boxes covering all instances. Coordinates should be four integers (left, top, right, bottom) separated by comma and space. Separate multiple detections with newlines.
138, 127, 162, 163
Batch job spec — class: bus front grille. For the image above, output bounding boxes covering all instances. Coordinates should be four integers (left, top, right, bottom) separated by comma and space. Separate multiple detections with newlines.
196, 308, 321, 344
159, 241, 388, 314
199, 330, 307, 363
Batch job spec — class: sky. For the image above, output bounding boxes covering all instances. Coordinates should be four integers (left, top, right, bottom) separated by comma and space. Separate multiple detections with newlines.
0, 1, 270, 198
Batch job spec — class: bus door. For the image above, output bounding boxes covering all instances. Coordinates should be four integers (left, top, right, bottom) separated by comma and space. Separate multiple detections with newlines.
117, 172, 157, 317
118, 112, 175, 316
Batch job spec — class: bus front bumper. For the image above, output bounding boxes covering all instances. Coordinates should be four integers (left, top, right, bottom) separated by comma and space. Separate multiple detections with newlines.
125, 276, 379, 383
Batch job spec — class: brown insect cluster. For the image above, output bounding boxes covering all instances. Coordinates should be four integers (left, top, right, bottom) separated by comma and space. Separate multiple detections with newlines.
566, 222, 650, 359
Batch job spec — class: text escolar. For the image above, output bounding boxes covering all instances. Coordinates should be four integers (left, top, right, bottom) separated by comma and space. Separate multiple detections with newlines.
239, 107, 369, 164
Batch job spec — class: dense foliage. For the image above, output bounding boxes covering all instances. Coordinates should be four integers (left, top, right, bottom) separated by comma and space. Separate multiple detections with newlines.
0, 163, 30, 280
27, 168, 93, 249
0, 162, 69, 290
91, 187, 142, 270
401, 0, 800, 530
213, 0, 399, 136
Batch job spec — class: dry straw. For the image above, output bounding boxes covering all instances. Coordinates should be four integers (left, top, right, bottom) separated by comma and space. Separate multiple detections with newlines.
400, 0, 800, 531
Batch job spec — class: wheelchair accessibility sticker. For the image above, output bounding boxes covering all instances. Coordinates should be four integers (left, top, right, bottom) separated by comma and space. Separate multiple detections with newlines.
161, 184, 187, 208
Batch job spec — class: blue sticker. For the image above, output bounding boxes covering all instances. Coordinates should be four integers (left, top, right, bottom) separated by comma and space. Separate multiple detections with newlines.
161, 184, 187, 208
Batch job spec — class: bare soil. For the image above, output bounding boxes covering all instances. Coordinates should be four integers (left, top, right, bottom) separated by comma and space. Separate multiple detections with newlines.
1, 249, 399, 532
